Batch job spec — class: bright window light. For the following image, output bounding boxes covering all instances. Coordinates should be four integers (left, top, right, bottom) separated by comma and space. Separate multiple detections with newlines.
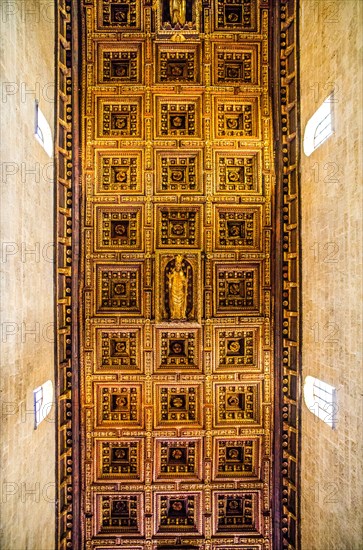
303, 375, 337, 428
35, 100, 53, 157
303, 94, 334, 156
33, 380, 54, 429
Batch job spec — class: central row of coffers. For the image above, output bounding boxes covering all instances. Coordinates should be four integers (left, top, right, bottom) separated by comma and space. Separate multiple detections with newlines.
91, 204, 264, 250
92, 322, 263, 373
91, 258, 264, 319
92, 42, 261, 86
93, 380, 265, 428
91, 147, 264, 195
92, 94, 262, 140
93, 434, 262, 482
93, 489, 265, 538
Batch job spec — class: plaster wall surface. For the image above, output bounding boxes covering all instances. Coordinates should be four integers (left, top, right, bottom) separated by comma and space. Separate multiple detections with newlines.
0, 1, 56, 548
300, 2, 363, 549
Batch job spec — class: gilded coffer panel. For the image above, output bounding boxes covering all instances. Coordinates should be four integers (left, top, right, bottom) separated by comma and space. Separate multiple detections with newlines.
80, 1, 275, 547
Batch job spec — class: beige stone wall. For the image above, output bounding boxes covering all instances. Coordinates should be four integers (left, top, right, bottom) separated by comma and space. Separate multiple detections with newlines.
0, 1, 55, 548
300, 1, 363, 548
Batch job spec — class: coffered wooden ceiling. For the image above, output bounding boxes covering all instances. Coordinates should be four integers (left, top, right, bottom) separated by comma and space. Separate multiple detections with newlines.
55, 0, 300, 549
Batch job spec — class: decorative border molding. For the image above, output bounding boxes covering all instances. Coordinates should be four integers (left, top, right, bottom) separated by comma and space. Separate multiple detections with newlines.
55, 1, 81, 548
272, 1, 301, 549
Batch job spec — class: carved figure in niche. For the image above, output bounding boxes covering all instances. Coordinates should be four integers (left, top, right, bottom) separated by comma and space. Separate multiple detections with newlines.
170, 0, 186, 25
162, 0, 194, 28
167, 254, 190, 320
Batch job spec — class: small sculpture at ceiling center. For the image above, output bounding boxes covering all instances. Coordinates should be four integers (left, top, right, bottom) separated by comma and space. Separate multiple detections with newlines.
169, 0, 186, 26
168, 254, 188, 320
161, 0, 195, 30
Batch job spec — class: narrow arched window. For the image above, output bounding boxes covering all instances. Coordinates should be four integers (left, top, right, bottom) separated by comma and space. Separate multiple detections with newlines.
33, 380, 54, 429
34, 100, 53, 157
303, 375, 337, 428
303, 94, 334, 156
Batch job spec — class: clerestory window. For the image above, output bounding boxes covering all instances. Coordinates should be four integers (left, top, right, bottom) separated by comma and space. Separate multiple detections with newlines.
303, 375, 337, 428
303, 94, 334, 156
34, 100, 53, 157
33, 380, 54, 429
